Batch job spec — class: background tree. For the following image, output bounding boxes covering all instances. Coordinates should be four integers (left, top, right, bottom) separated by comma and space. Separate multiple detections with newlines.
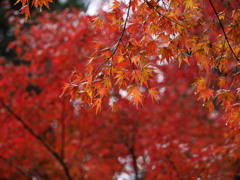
0, 0, 239, 179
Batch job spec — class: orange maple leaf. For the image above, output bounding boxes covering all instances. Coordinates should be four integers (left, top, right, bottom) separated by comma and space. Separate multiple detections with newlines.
20, 5, 30, 20
198, 89, 214, 102
128, 86, 143, 108
149, 88, 159, 102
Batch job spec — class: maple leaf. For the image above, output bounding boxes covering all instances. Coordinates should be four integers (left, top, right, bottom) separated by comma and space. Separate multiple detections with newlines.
20, 5, 30, 20
228, 104, 240, 121
14, 0, 22, 5
102, 78, 112, 89
60, 83, 70, 98
140, 66, 153, 87
111, 0, 120, 9
131, 56, 140, 66
184, 0, 195, 9
97, 88, 107, 98
86, 87, 93, 100
131, 70, 142, 84
198, 88, 214, 102
110, 101, 119, 111
216, 90, 235, 110
42, 0, 53, 9
116, 55, 124, 63
204, 100, 214, 112
92, 98, 102, 113
178, 57, 190, 67
93, 16, 103, 28
193, 77, 206, 93
3, 1, 240, 179
149, 22, 160, 35
128, 86, 143, 108
32, 0, 53, 10
218, 77, 226, 88
148, 88, 159, 102
115, 70, 129, 87
146, 41, 158, 54
218, 12, 225, 20
158, 47, 174, 62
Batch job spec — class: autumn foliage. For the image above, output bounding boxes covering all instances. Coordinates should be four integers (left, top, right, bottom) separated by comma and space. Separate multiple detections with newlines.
63, 0, 240, 120
0, 0, 240, 179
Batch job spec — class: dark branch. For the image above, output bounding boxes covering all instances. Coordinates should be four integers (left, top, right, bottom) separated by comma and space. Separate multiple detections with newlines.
208, 0, 240, 62
0, 155, 27, 178
129, 147, 139, 180
91, 0, 132, 76
60, 98, 66, 159
0, 98, 72, 180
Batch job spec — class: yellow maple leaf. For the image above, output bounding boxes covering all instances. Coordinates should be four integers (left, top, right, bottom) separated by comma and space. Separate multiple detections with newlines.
111, 0, 120, 9
216, 90, 236, 111
116, 55, 124, 63
86, 88, 93, 100
184, 0, 195, 9
149, 88, 159, 102
93, 17, 103, 28
131, 70, 142, 84
114, 70, 129, 87
149, 23, 160, 35
14, 0, 21, 5
217, 90, 235, 102
178, 57, 190, 67
218, 12, 225, 20
218, 77, 226, 88
128, 86, 143, 108
102, 78, 112, 89
92, 98, 102, 114
204, 100, 214, 112
193, 77, 206, 93
131, 56, 140, 66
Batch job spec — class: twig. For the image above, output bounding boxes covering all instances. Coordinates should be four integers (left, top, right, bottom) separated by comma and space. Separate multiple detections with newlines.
91, 0, 132, 76
129, 146, 139, 180
128, 120, 140, 180
0, 155, 27, 178
144, 0, 192, 34
208, 0, 240, 62
0, 98, 72, 180
60, 98, 66, 159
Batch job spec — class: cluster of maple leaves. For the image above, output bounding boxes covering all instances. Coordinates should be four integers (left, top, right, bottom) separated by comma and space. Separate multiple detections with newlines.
62, 0, 240, 121
0, 0, 239, 179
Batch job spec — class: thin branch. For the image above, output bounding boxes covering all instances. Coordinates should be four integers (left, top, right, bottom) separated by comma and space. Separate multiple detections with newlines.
91, 0, 132, 76
208, 0, 240, 62
60, 98, 66, 159
128, 120, 140, 180
0, 98, 72, 180
0, 155, 27, 178
161, 0, 170, 11
144, 0, 192, 34
129, 147, 139, 180
120, 39, 140, 82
